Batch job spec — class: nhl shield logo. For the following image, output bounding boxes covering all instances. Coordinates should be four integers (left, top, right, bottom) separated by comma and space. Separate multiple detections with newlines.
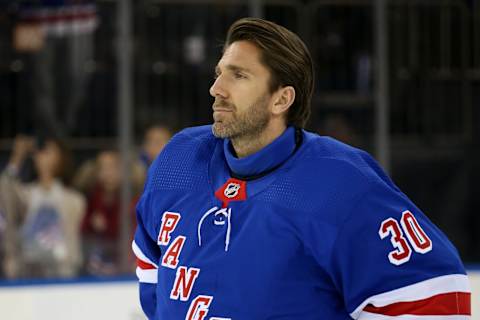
215, 178, 246, 207
224, 183, 241, 199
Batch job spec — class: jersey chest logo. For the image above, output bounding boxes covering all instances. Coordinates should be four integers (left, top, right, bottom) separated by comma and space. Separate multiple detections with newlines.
215, 178, 247, 207
224, 183, 241, 198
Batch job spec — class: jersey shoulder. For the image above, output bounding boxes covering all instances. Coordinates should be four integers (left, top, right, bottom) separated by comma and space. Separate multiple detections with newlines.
144, 125, 218, 192
257, 131, 398, 215
304, 132, 398, 191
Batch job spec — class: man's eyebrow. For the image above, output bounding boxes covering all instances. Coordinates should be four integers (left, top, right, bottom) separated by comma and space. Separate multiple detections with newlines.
215, 64, 253, 75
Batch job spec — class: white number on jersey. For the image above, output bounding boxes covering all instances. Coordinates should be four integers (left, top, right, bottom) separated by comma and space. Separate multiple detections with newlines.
379, 210, 432, 265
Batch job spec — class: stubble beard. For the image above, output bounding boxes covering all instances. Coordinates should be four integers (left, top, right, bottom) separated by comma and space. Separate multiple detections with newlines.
212, 94, 271, 141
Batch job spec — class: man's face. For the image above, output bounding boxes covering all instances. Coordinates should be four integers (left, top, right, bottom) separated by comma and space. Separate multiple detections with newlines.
210, 41, 274, 139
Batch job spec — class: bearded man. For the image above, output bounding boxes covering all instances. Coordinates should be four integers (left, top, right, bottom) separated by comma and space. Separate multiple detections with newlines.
132, 18, 470, 320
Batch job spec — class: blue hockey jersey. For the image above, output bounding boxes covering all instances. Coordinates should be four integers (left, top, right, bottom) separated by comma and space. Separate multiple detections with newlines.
132, 125, 471, 320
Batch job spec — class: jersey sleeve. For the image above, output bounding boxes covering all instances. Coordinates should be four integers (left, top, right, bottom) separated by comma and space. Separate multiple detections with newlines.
329, 183, 471, 319
132, 191, 160, 319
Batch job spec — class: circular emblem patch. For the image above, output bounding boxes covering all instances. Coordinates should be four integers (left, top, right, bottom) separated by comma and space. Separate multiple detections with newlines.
224, 183, 241, 199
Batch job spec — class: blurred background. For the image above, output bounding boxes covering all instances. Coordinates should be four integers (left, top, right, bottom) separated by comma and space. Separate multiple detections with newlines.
0, 0, 479, 318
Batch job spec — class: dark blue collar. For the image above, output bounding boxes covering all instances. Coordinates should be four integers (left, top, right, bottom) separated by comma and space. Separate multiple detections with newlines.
223, 126, 297, 179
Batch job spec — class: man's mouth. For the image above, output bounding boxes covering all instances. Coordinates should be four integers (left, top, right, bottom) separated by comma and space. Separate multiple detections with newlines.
213, 101, 234, 112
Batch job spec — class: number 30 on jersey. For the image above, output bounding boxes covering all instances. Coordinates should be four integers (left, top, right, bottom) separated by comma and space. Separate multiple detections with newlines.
379, 210, 432, 266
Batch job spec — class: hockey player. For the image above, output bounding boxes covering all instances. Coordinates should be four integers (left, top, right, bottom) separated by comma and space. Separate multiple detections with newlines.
132, 18, 471, 319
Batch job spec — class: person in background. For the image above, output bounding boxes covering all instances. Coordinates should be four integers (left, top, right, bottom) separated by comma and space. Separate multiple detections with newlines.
0, 135, 85, 279
77, 146, 147, 276
80, 150, 122, 275
72, 125, 171, 276
139, 125, 173, 169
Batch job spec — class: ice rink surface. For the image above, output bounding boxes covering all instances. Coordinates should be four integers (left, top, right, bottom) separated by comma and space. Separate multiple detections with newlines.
0, 271, 478, 320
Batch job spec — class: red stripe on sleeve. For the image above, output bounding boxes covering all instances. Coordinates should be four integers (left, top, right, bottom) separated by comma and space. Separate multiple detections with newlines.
136, 258, 157, 270
363, 292, 471, 316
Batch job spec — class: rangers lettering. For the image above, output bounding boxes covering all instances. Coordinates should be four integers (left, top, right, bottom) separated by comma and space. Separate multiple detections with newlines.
186, 295, 213, 320
161, 235, 186, 269
170, 266, 200, 301
158, 212, 181, 245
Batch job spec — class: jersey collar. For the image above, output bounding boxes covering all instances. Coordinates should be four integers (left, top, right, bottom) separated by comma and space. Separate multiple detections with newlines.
223, 126, 296, 179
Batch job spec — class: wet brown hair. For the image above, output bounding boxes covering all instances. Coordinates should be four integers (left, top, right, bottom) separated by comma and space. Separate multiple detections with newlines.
224, 17, 314, 128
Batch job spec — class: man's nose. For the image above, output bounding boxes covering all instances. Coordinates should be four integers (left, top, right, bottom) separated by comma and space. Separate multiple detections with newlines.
209, 76, 228, 99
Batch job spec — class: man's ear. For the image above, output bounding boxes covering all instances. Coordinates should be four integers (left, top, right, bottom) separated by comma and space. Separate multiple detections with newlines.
272, 86, 295, 116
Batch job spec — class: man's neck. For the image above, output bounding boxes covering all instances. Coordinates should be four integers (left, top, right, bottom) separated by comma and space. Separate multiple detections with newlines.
230, 123, 287, 158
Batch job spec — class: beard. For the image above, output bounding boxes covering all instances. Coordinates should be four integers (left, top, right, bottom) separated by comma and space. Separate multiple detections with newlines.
212, 94, 271, 140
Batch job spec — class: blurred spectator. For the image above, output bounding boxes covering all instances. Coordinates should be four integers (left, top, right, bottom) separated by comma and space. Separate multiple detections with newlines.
80, 150, 123, 276
139, 125, 173, 169
0, 135, 85, 279
76, 148, 147, 275
72, 125, 171, 276
12, 0, 98, 138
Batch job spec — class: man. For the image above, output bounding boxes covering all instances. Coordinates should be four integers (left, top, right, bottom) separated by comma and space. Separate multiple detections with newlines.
132, 18, 471, 319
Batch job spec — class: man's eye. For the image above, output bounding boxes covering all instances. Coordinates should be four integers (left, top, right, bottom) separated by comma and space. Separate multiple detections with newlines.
234, 73, 246, 79
213, 73, 220, 80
